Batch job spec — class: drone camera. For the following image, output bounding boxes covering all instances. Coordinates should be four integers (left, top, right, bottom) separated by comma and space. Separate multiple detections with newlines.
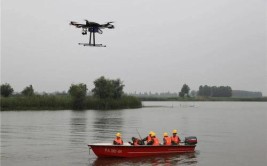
82, 29, 87, 35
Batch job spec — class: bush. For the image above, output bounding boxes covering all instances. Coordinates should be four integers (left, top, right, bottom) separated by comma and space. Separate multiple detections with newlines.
0, 83, 14, 97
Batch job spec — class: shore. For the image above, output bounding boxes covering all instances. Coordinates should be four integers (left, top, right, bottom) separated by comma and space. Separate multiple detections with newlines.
139, 96, 267, 102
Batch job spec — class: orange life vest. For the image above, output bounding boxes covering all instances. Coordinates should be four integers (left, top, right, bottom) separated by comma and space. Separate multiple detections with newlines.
171, 136, 180, 144
147, 135, 152, 142
163, 136, 172, 145
114, 138, 123, 145
152, 137, 160, 146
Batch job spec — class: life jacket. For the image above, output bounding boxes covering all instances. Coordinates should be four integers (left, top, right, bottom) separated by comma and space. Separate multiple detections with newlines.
171, 135, 180, 144
152, 137, 160, 146
163, 136, 172, 145
147, 135, 152, 142
114, 138, 123, 145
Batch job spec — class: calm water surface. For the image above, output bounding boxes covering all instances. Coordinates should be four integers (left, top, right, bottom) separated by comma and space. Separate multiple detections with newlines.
1, 102, 266, 166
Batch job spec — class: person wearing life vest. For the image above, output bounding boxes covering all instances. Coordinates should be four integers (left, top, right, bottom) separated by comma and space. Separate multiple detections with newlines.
113, 133, 123, 145
128, 137, 143, 146
171, 129, 181, 145
142, 131, 153, 145
147, 132, 160, 146
163, 132, 172, 145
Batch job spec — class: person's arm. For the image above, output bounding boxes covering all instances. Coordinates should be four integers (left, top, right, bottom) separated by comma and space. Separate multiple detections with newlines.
142, 136, 148, 142
163, 138, 166, 145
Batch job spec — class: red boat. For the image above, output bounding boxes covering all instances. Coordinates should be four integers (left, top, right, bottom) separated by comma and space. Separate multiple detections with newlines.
88, 136, 197, 158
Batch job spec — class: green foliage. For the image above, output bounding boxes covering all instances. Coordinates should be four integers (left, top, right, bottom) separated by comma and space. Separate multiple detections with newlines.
68, 83, 87, 110
0, 95, 141, 111
0, 83, 14, 97
179, 84, 190, 97
21, 85, 34, 96
1, 95, 72, 110
92, 76, 124, 99
198, 85, 232, 97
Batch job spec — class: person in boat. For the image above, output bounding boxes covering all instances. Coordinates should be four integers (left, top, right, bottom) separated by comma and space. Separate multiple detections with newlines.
171, 129, 181, 145
142, 131, 153, 145
147, 132, 160, 146
163, 132, 172, 145
113, 133, 123, 145
128, 137, 144, 146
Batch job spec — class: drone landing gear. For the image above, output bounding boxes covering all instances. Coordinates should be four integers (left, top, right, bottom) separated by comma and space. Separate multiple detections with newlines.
78, 43, 106, 47
78, 31, 106, 47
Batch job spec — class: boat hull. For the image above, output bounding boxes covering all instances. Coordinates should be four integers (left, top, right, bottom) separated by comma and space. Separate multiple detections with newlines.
88, 144, 196, 158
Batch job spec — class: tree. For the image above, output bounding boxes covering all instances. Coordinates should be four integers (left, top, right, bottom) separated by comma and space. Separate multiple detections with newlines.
179, 84, 190, 97
21, 85, 35, 96
198, 85, 232, 97
0, 83, 14, 97
92, 76, 124, 99
111, 79, 124, 99
68, 83, 87, 109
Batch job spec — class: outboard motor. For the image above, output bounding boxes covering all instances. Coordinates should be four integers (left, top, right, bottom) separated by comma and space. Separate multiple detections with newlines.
184, 136, 197, 145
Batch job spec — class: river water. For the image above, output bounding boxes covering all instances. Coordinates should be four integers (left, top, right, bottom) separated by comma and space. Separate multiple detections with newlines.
1, 102, 266, 166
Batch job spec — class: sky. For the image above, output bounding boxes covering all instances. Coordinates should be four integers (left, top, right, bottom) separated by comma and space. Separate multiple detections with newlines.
1, 0, 267, 95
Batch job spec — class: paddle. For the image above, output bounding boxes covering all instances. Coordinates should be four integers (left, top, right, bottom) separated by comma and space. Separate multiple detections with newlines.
136, 128, 143, 140
136, 128, 145, 145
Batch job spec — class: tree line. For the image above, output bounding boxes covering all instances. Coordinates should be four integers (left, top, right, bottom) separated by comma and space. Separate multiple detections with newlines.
0, 76, 141, 110
198, 85, 232, 97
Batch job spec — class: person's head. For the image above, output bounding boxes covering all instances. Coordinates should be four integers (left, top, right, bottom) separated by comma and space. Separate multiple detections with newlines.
172, 129, 177, 136
149, 131, 154, 136
151, 132, 156, 138
116, 133, 121, 138
163, 132, 168, 137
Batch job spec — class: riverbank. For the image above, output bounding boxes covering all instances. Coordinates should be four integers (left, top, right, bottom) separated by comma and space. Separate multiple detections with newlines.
0, 95, 142, 111
139, 96, 267, 102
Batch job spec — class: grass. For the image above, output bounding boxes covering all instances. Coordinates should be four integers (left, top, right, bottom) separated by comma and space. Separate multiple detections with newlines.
0, 95, 142, 111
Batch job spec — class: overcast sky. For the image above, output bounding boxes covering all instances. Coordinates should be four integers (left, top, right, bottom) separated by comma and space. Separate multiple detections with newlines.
1, 0, 267, 95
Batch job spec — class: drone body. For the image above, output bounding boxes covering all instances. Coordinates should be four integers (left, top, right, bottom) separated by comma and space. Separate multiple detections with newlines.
70, 20, 114, 47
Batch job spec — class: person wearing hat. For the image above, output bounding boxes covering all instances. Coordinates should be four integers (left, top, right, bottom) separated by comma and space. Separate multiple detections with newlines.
142, 131, 154, 145
147, 132, 160, 146
128, 137, 143, 146
171, 129, 181, 145
163, 132, 172, 145
113, 133, 123, 145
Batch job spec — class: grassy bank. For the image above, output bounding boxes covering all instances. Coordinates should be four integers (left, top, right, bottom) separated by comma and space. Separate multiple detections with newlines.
139, 96, 267, 102
0, 95, 142, 111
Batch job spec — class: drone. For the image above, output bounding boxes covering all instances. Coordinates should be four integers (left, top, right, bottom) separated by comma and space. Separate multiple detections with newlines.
69, 20, 114, 47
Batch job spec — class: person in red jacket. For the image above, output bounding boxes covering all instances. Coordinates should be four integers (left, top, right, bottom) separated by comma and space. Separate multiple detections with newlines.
113, 133, 123, 145
171, 129, 181, 145
147, 132, 160, 146
163, 132, 172, 145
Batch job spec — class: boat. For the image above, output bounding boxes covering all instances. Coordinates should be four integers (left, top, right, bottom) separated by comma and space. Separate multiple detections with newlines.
88, 136, 197, 158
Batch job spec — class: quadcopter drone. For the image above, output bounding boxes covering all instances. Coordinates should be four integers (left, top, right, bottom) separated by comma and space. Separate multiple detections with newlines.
69, 20, 114, 47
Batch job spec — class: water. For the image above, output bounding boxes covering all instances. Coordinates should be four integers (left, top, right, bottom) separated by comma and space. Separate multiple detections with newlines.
1, 102, 266, 166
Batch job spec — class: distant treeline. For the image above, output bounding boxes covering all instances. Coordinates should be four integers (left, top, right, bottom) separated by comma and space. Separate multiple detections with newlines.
198, 85, 232, 97
0, 76, 142, 110
232, 90, 262, 98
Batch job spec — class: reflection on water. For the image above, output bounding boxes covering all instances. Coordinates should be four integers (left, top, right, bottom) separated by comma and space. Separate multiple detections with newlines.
89, 153, 197, 166
69, 111, 87, 145
92, 110, 124, 142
